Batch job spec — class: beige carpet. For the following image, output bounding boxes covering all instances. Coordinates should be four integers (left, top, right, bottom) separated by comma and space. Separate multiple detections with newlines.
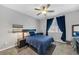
53, 42, 77, 55
0, 42, 78, 55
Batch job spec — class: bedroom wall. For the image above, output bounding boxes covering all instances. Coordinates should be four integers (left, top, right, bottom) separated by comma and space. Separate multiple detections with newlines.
65, 10, 79, 41
39, 19, 47, 35
0, 5, 39, 51
39, 10, 79, 41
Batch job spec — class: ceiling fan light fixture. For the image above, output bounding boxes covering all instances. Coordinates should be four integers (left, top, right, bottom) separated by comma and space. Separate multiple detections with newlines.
34, 4, 54, 16
42, 11, 47, 14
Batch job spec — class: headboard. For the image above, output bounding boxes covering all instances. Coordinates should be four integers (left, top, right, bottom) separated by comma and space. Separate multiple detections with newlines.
22, 29, 36, 39
22, 29, 36, 32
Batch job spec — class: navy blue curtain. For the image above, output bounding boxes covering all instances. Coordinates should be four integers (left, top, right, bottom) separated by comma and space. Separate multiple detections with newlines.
56, 16, 66, 42
46, 18, 54, 35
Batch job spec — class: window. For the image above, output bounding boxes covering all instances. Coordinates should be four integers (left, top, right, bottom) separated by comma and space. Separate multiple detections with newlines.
48, 17, 61, 33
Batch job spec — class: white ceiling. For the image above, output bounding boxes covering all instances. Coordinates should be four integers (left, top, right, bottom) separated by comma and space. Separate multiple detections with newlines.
2, 4, 79, 20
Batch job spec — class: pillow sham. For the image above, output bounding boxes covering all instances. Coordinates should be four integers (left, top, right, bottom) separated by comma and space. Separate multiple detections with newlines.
29, 32, 35, 36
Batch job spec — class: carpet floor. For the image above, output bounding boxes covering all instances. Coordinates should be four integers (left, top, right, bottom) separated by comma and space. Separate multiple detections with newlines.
0, 42, 78, 55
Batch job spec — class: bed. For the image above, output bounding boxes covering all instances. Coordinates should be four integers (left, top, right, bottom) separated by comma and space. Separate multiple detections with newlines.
25, 34, 54, 54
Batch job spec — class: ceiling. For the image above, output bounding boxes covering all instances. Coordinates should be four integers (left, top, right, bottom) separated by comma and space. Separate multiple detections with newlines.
2, 4, 79, 20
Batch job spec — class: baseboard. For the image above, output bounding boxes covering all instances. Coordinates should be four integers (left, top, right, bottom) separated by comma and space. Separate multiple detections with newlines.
0, 45, 16, 51
66, 41, 72, 45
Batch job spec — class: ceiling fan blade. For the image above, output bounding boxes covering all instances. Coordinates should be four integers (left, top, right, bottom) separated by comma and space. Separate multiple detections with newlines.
39, 4, 45, 9
46, 4, 50, 8
34, 8, 41, 11
47, 10, 54, 12
37, 12, 41, 16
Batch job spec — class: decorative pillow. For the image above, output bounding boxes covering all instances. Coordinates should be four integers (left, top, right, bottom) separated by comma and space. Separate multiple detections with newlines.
29, 32, 35, 36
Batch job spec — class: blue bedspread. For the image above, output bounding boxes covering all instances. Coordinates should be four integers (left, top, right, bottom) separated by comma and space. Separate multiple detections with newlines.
26, 35, 54, 54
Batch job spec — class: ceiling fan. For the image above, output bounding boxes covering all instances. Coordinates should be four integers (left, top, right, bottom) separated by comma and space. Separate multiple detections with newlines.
34, 4, 54, 16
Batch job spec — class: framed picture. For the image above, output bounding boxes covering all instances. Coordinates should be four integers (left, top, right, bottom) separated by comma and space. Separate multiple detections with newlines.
12, 24, 23, 28
12, 24, 23, 33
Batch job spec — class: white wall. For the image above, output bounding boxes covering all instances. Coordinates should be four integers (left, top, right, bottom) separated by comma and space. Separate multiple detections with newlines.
39, 19, 47, 35
65, 10, 79, 41
40, 10, 79, 41
0, 5, 39, 50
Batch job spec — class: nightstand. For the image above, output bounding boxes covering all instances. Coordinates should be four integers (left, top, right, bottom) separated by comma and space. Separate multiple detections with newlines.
17, 38, 27, 48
